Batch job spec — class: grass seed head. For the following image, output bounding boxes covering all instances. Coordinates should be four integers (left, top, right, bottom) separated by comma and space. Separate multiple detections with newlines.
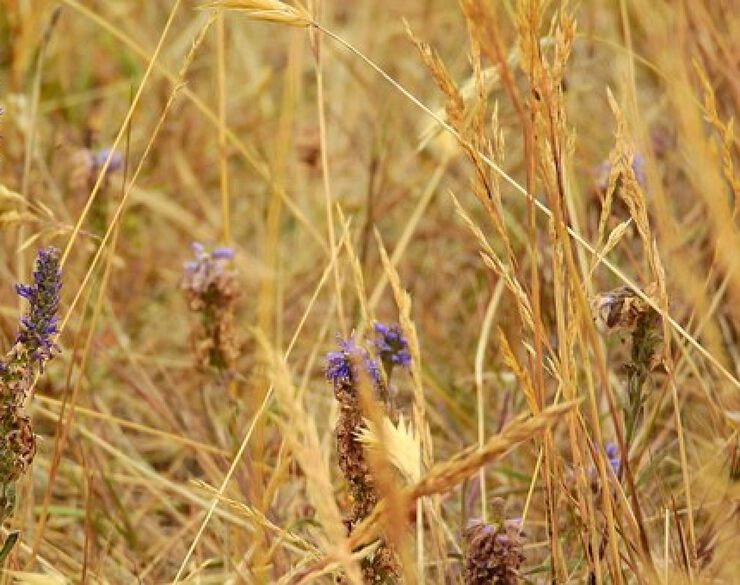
202, 0, 312, 27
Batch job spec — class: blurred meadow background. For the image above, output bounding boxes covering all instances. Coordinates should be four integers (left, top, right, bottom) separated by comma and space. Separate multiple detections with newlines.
0, 0, 738, 583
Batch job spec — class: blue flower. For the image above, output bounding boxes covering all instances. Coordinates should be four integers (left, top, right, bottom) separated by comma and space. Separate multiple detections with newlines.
14, 247, 62, 365
586, 441, 622, 493
373, 322, 411, 370
605, 442, 621, 476
92, 148, 123, 174
325, 335, 381, 389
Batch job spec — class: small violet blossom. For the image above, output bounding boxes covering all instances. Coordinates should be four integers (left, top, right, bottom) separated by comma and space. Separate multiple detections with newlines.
605, 442, 621, 476
373, 322, 412, 372
325, 335, 381, 389
588, 441, 622, 492
182, 242, 235, 295
212, 247, 235, 260
92, 148, 124, 174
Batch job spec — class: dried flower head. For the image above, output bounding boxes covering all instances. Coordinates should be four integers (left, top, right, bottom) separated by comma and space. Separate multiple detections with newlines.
594, 285, 663, 446
591, 285, 652, 334
464, 512, 526, 585
182, 242, 240, 372
325, 333, 399, 580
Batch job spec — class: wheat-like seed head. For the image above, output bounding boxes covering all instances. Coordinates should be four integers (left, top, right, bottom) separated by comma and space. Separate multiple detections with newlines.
203, 0, 312, 27
410, 401, 577, 500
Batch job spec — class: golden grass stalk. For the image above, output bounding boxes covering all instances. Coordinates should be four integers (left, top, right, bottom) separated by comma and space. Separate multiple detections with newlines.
192, 480, 318, 555
409, 401, 576, 500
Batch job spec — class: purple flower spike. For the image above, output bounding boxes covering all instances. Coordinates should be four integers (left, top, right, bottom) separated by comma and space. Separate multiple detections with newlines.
373, 322, 412, 371
13, 247, 62, 367
1, 247, 63, 486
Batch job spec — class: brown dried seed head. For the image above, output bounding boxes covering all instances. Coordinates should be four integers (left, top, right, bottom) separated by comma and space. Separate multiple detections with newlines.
592, 285, 653, 334
464, 516, 526, 585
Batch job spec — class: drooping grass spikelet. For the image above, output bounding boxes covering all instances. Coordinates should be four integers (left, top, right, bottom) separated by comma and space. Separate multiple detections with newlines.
202, 0, 312, 27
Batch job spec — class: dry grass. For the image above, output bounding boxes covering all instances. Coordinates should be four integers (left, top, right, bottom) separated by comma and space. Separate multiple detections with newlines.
0, 0, 738, 583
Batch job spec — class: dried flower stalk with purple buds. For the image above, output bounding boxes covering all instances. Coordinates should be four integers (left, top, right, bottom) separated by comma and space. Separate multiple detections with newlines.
0, 247, 62, 559
182, 242, 240, 373
325, 333, 400, 582
325, 335, 383, 522
463, 499, 526, 585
